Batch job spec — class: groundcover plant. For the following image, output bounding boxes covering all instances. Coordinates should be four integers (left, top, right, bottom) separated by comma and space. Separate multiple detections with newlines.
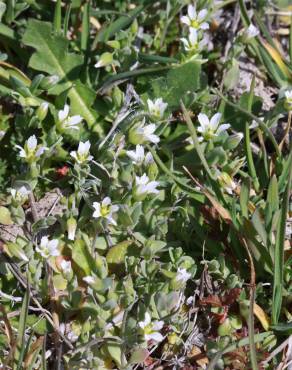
0, 0, 291, 369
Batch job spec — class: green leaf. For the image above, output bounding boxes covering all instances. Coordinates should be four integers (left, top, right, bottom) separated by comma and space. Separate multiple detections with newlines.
152, 62, 202, 108
22, 19, 102, 134
0, 206, 13, 225
224, 59, 240, 90
130, 347, 149, 364
240, 178, 250, 219
72, 239, 96, 275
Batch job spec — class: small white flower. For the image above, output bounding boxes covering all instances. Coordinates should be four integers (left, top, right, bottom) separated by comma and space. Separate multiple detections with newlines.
83, 275, 96, 285
197, 113, 230, 141
58, 104, 83, 131
214, 169, 236, 195
70, 141, 93, 164
136, 121, 160, 144
135, 174, 159, 196
92, 197, 119, 226
147, 98, 168, 119
181, 27, 208, 53
67, 330, 79, 342
243, 24, 259, 40
0, 130, 5, 140
138, 312, 164, 343
126, 145, 153, 166
11, 186, 30, 204
284, 90, 292, 110
36, 236, 60, 259
60, 260, 72, 275
16, 135, 48, 162
176, 268, 192, 283
180, 5, 209, 30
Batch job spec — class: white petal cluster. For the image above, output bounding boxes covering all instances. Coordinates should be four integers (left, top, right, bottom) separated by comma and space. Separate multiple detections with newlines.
60, 260, 72, 275
11, 186, 30, 204
126, 145, 153, 166
36, 236, 60, 259
181, 28, 207, 53
136, 121, 160, 144
147, 98, 168, 120
135, 174, 159, 196
180, 5, 209, 30
243, 24, 259, 41
138, 312, 164, 343
70, 141, 93, 164
197, 113, 230, 142
176, 267, 192, 283
58, 104, 83, 131
92, 197, 119, 226
16, 135, 48, 162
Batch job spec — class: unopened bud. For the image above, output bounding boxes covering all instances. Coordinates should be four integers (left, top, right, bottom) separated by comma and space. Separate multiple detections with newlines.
67, 217, 77, 241
224, 132, 243, 150
36, 102, 49, 121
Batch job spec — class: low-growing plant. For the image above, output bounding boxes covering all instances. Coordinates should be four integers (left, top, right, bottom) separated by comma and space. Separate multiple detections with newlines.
0, 0, 291, 369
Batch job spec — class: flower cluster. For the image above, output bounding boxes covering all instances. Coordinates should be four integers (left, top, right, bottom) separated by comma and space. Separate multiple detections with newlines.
180, 4, 209, 58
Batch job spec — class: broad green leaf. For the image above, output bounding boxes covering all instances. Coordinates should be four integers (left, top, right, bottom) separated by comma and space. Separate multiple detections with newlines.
22, 20, 102, 134
152, 62, 202, 108
130, 347, 149, 364
72, 239, 96, 275
0, 206, 13, 225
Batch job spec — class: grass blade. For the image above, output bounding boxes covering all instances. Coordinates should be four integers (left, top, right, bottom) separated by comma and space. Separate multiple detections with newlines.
81, 1, 90, 51
53, 0, 62, 34
14, 289, 30, 369
272, 150, 292, 324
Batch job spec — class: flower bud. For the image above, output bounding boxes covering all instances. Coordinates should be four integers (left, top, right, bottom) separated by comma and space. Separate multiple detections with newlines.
36, 102, 49, 121
223, 132, 244, 150
40, 75, 60, 90
128, 128, 144, 145
67, 217, 77, 241
94, 52, 114, 68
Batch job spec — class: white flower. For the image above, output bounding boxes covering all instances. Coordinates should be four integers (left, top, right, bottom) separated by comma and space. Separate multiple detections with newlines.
83, 275, 96, 285
60, 260, 72, 275
284, 90, 292, 110
0, 130, 5, 140
135, 121, 160, 144
16, 135, 48, 162
36, 236, 60, 259
197, 113, 230, 141
92, 197, 119, 226
243, 24, 259, 40
138, 312, 164, 343
70, 141, 93, 164
126, 145, 153, 166
181, 27, 208, 53
11, 186, 30, 204
147, 98, 168, 119
214, 169, 236, 195
67, 330, 79, 342
135, 174, 159, 196
180, 5, 209, 30
176, 268, 192, 283
58, 104, 83, 131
